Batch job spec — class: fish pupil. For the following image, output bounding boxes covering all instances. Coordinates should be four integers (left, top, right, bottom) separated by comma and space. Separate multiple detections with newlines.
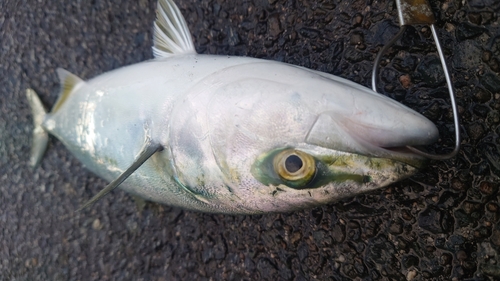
285, 155, 303, 173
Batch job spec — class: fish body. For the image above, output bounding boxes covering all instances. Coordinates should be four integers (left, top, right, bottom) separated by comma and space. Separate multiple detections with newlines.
27, 0, 439, 214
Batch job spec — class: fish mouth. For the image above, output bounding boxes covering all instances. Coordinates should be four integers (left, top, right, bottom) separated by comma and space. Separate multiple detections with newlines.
334, 141, 432, 168
373, 146, 429, 168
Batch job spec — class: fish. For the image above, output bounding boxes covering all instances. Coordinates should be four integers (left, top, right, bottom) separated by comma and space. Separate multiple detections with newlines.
26, 0, 439, 214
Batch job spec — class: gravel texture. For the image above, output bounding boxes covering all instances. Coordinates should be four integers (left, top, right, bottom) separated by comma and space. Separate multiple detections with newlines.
1, 0, 500, 280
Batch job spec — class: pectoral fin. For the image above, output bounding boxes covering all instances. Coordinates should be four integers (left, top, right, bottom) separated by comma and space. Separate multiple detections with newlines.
77, 142, 164, 211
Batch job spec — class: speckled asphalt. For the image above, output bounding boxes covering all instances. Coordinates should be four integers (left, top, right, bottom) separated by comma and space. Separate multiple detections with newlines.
1, 0, 500, 280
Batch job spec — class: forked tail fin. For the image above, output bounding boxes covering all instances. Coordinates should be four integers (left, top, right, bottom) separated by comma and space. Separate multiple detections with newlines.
26, 69, 84, 167
26, 89, 49, 168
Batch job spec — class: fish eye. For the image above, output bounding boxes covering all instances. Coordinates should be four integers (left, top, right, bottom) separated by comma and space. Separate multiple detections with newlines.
273, 149, 316, 185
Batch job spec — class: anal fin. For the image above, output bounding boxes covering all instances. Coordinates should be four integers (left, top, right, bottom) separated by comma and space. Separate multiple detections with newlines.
77, 142, 164, 211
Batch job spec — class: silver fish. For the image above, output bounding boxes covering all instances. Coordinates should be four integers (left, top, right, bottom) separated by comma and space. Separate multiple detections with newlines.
26, 0, 438, 214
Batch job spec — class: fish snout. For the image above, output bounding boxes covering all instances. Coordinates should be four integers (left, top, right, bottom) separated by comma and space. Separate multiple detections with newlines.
305, 97, 439, 163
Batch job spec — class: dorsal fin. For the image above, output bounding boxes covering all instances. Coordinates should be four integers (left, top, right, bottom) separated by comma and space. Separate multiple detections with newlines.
52, 68, 85, 113
153, 0, 197, 58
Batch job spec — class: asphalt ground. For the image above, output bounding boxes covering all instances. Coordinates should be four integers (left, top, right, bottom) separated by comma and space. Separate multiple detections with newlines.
1, 0, 500, 280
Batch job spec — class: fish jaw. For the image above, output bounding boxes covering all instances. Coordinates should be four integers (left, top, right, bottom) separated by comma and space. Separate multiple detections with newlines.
304, 106, 438, 168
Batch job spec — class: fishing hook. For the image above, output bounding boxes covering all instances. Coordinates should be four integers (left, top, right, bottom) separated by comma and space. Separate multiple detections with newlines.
371, 0, 460, 160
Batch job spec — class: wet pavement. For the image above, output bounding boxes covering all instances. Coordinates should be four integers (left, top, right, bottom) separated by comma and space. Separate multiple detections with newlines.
1, 0, 499, 280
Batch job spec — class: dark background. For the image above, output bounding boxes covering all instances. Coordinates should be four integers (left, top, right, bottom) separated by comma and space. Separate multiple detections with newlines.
1, 0, 500, 280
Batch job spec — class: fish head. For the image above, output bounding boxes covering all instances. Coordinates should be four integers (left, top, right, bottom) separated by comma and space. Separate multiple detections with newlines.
172, 61, 438, 213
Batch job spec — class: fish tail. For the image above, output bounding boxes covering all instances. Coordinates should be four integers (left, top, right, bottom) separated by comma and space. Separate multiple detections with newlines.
26, 88, 49, 168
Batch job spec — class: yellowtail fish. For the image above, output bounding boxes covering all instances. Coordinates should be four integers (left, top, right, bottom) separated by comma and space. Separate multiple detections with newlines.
26, 0, 439, 214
